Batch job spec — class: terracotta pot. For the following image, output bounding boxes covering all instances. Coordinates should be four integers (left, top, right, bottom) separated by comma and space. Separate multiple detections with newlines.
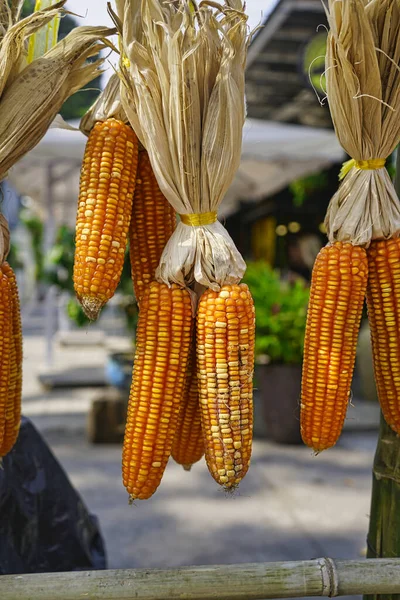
254, 363, 302, 444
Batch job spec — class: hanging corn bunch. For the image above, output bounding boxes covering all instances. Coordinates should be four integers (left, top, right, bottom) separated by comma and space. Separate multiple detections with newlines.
114, 0, 256, 497
301, 0, 400, 451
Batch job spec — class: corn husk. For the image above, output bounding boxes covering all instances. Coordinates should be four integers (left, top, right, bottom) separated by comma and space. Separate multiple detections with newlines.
0, 1, 24, 37
0, 1, 66, 96
324, 0, 400, 246
0, 213, 10, 263
0, 23, 115, 181
116, 0, 250, 290
80, 72, 128, 137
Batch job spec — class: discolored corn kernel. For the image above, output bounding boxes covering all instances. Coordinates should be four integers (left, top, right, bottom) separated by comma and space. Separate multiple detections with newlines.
300, 242, 368, 452
197, 284, 255, 489
74, 119, 139, 320
122, 282, 193, 500
129, 151, 176, 305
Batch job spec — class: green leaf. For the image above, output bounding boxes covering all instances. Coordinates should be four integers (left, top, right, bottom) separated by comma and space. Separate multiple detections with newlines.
27, 0, 61, 64
243, 262, 309, 365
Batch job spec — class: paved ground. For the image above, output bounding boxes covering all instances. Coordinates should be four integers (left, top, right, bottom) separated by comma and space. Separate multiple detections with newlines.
19, 305, 382, 599
41, 428, 377, 572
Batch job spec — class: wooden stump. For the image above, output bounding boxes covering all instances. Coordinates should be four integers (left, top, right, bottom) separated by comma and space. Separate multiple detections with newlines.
86, 389, 128, 444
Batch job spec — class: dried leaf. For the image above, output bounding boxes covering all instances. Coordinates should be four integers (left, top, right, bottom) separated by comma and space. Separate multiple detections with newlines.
10, 0, 24, 23
325, 0, 400, 244
80, 72, 127, 136
0, 1, 24, 33
0, 1, 66, 97
0, 25, 115, 180
0, 213, 10, 262
119, 0, 250, 289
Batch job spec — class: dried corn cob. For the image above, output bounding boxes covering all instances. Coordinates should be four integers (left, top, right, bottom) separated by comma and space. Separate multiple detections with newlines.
0, 263, 22, 457
129, 150, 176, 304
172, 342, 204, 471
197, 284, 255, 489
367, 238, 400, 434
301, 242, 368, 452
122, 281, 193, 500
74, 118, 139, 320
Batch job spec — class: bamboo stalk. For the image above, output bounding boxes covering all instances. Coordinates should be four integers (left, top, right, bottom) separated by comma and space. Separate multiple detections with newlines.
364, 149, 400, 600
2, 559, 400, 599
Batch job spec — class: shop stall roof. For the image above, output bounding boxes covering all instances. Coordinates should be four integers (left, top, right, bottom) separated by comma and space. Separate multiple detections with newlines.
7, 118, 343, 222
246, 0, 331, 128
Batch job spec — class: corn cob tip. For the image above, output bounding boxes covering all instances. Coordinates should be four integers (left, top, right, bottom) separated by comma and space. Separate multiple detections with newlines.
80, 296, 104, 321
223, 483, 239, 494
183, 464, 192, 472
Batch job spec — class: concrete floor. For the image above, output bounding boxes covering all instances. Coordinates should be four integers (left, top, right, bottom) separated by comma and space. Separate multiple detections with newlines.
41, 428, 377, 573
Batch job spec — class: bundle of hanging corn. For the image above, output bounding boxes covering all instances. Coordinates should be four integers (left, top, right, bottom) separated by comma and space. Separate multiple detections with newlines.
108, 0, 256, 501
0, 0, 114, 457
300, 0, 400, 452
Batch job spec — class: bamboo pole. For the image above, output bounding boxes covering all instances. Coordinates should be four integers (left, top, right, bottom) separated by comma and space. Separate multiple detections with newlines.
364, 150, 400, 600
2, 559, 400, 600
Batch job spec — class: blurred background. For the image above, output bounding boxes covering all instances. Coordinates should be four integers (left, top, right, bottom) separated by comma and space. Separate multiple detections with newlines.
0, 1, 384, 595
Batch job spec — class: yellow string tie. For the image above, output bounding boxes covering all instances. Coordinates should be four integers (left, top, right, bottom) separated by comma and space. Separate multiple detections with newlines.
339, 158, 386, 181
180, 212, 218, 227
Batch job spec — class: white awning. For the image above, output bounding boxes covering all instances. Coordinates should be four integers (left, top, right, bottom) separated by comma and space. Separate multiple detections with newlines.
7, 118, 344, 222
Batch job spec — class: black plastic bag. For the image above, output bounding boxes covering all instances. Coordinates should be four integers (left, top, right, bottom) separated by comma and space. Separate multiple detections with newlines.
0, 417, 107, 574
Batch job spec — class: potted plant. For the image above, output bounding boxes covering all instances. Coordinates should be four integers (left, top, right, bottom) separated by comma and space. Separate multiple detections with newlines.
243, 262, 310, 444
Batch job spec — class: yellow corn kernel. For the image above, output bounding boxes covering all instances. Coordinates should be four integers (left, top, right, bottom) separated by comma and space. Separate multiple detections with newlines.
300, 242, 368, 452
122, 282, 193, 500
0, 263, 22, 457
367, 238, 400, 434
74, 118, 139, 320
129, 150, 176, 305
0, 263, 23, 457
197, 284, 255, 490
172, 341, 204, 471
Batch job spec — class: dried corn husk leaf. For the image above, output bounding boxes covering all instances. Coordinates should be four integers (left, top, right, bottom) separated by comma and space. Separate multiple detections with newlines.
0, 1, 66, 96
0, 213, 10, 262
80, 72, 127, 137
324, 0, 400, 245
0, 1, 24, 36
0, 25, 115, 181
117, 0, 250, 290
